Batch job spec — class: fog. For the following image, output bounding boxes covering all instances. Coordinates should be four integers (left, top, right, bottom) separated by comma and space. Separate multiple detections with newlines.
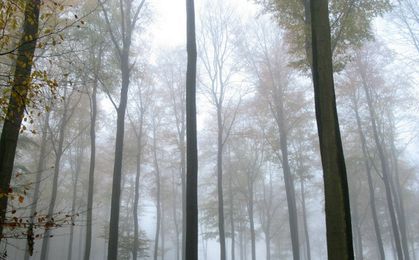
0, 0, 418, 259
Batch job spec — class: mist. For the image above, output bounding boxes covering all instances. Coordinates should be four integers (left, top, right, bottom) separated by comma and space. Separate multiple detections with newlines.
0, 0, 418, 259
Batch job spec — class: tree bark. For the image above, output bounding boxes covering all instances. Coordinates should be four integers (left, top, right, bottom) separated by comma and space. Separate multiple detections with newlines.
309, 0, 354, 258
185, 0, 198, 258
0, 0, 41, 238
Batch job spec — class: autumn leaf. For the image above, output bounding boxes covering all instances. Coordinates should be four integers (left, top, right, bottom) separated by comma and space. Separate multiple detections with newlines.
18, 196, 24, 203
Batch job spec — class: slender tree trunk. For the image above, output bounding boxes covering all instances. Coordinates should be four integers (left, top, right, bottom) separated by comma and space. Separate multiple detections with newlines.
359, 69, 404, 260
279, 129, 300, 260
351, 192, 364, 260
172, 170, 180, 260
84, 47, 99, 260
161, 204, 165, 260
0, 0, 41, 237
300, 179, 311, 260
185, 0, 198, 257
228, 163, 235, 260
68, 146, 83, 260
40, 90, 72, 260
180, 131, 186, 260
107, 49, 130, 260
390, 131, 410, 260
247, 181, 256, 260
153, 120, 161, 260
217, 107, 227, 260
133, 114, 144, 260
352, 94, 385, 260
24, 111, 50, 259
309, 1, 354, 258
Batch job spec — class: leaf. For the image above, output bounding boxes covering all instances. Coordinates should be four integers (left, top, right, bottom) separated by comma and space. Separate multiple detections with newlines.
18, 196, 24, 203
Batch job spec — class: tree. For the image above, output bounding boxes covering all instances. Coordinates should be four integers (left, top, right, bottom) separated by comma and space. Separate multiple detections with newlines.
310, 0, 354, 259
198, 2, 243, 258
0, 0, 42, 238
256, 0, 390, 71
98, 0, 147, 258
185, 0, 198, 258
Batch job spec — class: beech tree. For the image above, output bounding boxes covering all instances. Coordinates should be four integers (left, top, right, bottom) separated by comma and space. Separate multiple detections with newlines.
98, 0, 147, 258
0, 0, 42, 237
310, 0, 353, 258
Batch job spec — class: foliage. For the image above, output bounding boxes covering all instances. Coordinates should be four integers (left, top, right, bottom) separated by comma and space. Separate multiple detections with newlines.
255, 0, 391, 71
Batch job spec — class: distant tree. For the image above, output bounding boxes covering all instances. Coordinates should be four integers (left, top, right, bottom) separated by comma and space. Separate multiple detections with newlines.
98, 0, 147, 258
198, 2, 244, 259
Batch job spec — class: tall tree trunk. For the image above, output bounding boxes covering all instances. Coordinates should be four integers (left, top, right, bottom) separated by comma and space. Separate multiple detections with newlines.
180, 130, 186, 260
107, 49, 130, 260
217, 108, 226, 260
352, 94, 385, 260
351, 192, 364, 260
247, 181, 256, 260
161, 204, 165, 260
185, 0, 198, 257
0, 0, 41, 237
389, 127, 410, 260
24, 111, 50, 259
133, 112, 144, 260
153, 120, 161, 260
300, 179, 311, 260
278, 128, 300, 260
68, 146, 83, 260
172, 170, 180, 260
309, 0, 354, 258
228, 162, 235, 260
84, 47, 99, 260
40, 89, 72, 260
359, 68, 404, 260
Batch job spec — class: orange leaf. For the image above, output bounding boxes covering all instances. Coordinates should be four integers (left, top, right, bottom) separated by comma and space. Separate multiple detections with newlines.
18, 196, 24, 203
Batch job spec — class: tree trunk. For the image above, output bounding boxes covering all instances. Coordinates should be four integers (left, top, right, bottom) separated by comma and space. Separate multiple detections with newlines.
228, 162, 235, 260
24, 111, 50, 259
217, 108, 227, 260
352, 94, 385, 260
359, 68, 404, 260
133, 112, 144, 260
300, 179, 311, 260
107, 49, 130, 260
84, 48, 99, 260
68, 146, 83, 260
185, 0, 198, 258
247, 181, 256, 260
172, 170, 180, 260
389, 128, 410, 260
0, 0, 41, 238
153, 120, 161, 260
40, 89, 72, 260
309, 0, 354, 258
